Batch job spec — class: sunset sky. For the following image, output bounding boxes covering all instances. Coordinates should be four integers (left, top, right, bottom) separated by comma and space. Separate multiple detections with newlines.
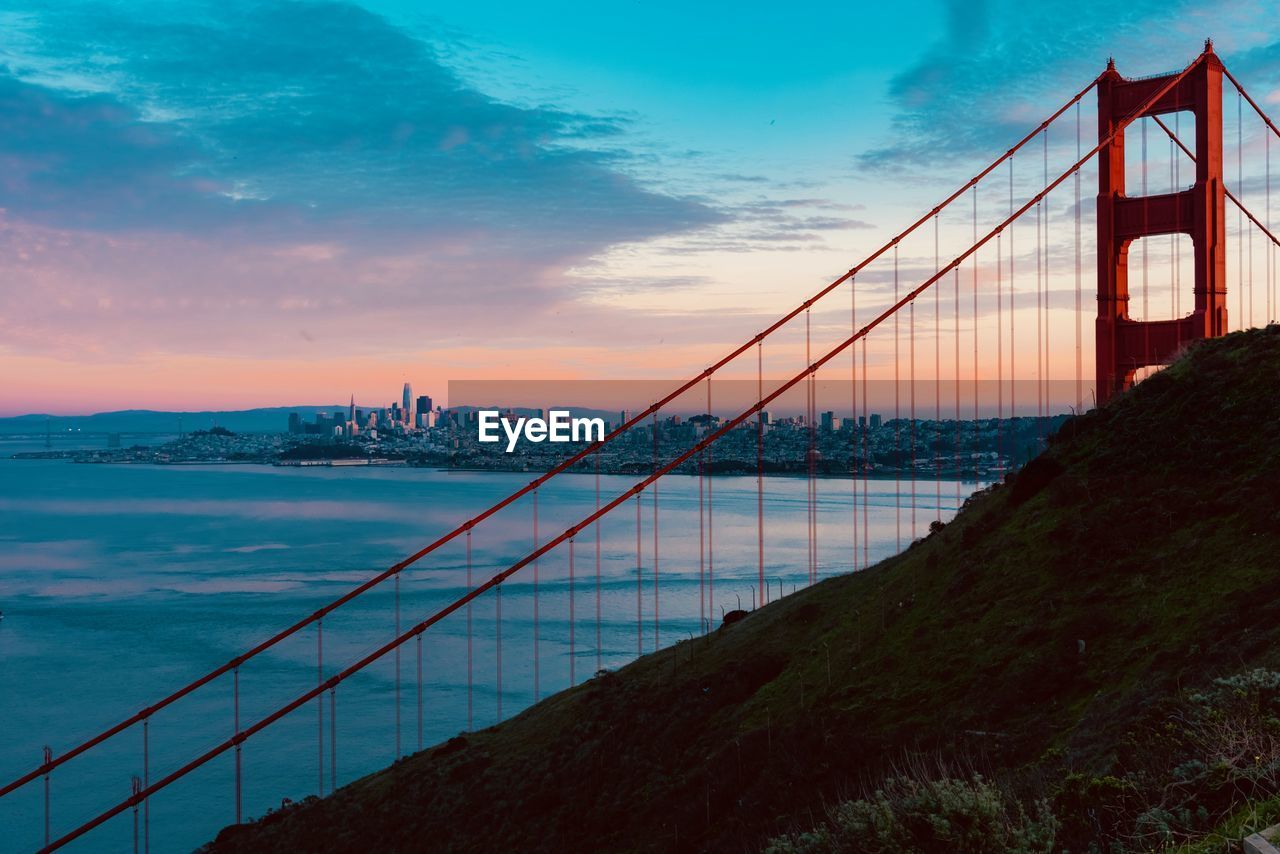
2, 0, 1278, 415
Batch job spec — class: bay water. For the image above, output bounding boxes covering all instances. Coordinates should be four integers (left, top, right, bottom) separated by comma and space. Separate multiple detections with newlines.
0, 437, 975, 852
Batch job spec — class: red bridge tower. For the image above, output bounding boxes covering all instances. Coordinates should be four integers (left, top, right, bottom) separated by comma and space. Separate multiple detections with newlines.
1096, 42, 1228, 403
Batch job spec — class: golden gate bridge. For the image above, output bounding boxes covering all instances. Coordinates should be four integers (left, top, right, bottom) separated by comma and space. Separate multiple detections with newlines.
4, 41, 1280, 851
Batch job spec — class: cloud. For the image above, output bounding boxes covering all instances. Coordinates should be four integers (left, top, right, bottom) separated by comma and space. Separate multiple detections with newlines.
0, 75, 252, 231
617, 194, 877, 258
0, 1, 720, 250
0, 0, 730, 361
852, 0, 1228, 172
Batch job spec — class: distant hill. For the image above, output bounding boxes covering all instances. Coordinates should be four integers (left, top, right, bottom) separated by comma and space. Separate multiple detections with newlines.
208, 328, 1280, 853
0, 406, 350, 435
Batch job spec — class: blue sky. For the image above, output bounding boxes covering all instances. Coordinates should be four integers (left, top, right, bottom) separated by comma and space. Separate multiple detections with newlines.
0, 0, 1276, 413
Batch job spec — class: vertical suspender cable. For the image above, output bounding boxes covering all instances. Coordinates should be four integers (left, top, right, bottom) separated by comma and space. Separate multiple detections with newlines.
328, 687, 336, 793
495, 576, 502, 722
595, 452, 602, 671
1039, 128, 1049, 427
1259, 128, 1269, 322
316, 618, 324, 797
1250, 134, 1255, 327
569, 537, 576, 686
934, 217, 941, 520
1009, 158, 1016, 431
1240, 91, 1245, 329
954, 264, 961, 507
1176, 112, 1182, 327
807, 307, 816, 582
967, 185, 977, 486
1075, 102, 1083, 412
132, 777, 140, 853
860, 331, 869, 568
233, 667, 241, 825
1043, 128, 1051, 430
894, 248, 901, 552
415, 632, 423, 752
699, 440, 706, 627
466, 527, 472, 731
652, 412, 659, 647
1171, 118, 1177, 323
852, 278, 860, 564
996, 231, 1003, 469
43, 747, 51, 849
706, 378, 715, 617
1244, 91, 1253, 326
1037, 150, 1044, 421
1143, 119, 1150, 364
394, 572, 400, 758
635, 490, 643, 656
757, 339, 765, 592
634, 486, 645, 655
533, 490, 540, 700
910, 256, 917, 541
142, 720, 149, 854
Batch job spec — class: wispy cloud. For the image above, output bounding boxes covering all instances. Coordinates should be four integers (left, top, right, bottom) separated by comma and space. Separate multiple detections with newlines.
851, 0, 1267, 173
0, 0, 725, 361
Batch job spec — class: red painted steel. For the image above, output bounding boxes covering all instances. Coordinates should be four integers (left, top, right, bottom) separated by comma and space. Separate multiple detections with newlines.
569, 538, 576, 687
533, 489, 540, 701
496, 579, 503, 722
595, 454, 602, 672
1152, 114, 1280, 249
757, 340, 765, 597
1096, 45, 1226, 402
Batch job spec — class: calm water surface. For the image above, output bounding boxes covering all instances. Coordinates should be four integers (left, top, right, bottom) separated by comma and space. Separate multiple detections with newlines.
0, 436, 977, 852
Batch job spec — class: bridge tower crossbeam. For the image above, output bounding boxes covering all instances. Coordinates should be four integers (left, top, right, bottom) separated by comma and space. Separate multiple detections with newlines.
1096, 42, 1228, 402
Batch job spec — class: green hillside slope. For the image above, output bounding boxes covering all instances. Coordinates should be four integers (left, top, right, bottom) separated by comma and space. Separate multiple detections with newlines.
208, 326, 1280, 853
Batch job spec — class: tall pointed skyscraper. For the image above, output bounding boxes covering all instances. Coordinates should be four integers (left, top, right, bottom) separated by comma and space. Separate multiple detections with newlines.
348, 394, 355, 424
402, 382, 413, 425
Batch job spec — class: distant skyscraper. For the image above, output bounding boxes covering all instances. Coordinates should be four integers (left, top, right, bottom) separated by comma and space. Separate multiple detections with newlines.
416, 395, 432, 418
870, 413, 883, 429
348, 394, 355, 424
402, 383, 412, 424
821, 411, 835, 431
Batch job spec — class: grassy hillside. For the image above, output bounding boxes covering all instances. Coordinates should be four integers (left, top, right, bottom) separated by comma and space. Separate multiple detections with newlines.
209, 327, 1280, 853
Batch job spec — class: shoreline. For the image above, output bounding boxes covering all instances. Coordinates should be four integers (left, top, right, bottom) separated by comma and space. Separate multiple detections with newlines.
5, 454, 1000, 483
